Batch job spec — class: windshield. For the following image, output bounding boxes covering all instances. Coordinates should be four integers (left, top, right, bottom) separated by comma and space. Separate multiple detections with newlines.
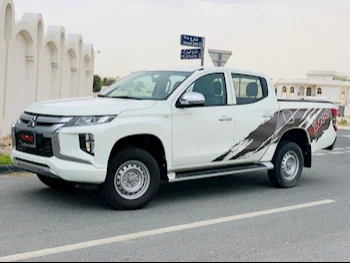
98, 71, 193, 100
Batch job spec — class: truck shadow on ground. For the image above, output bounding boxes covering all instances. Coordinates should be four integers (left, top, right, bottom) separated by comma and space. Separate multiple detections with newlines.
22, 170, 327, 211
153, 171, 327, 206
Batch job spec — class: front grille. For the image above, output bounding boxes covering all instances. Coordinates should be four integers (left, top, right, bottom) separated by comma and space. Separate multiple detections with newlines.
19, 112, 73, 127
15, 132, 54, 157
14, 112, 72, 158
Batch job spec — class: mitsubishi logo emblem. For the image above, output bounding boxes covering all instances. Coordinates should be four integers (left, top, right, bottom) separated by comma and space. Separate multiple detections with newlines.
27, 116, 38, 128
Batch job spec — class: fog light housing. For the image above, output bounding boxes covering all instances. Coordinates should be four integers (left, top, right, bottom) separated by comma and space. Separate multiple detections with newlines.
79, 133, 95, 156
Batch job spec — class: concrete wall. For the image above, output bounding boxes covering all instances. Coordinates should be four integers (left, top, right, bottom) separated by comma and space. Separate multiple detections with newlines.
0, 0, 94, 137
345, 106, 350, 117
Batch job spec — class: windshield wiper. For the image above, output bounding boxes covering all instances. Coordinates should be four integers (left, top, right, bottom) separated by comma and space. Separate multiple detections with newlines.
110, 96, 144, 100
97, 94, 106, 97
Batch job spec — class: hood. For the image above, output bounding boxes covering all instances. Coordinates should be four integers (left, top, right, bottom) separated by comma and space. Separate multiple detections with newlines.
24, 97, 157, 116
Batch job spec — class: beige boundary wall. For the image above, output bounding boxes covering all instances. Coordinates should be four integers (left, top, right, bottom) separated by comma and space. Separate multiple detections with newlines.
0, 0, 95, 137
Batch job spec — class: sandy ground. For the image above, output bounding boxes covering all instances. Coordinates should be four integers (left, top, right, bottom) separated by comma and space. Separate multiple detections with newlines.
0, 136, 12, 155
1, 172, 34, 177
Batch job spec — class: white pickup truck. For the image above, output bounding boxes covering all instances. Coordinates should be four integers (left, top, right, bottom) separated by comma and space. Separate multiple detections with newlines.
11, 66, 338, 210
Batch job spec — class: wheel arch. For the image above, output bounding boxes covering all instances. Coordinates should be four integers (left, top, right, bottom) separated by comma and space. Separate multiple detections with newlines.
108, 133, 169, 181
275, 127, 312, 168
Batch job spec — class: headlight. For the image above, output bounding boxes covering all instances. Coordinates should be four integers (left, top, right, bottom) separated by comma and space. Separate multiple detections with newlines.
66, 115, 117, 127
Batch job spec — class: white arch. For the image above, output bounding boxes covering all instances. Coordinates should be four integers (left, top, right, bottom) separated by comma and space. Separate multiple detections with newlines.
61, 45, 78, 98
83, 43, 93, 55
83, 52, 92, 71
20, 14, 44, 103
0, 1, 95, 137
67, 34, 84, 96
47, 26, 66, 57
43, 35, 59, 62
21, 13, 44, 48
5, 21, 36, 133
1, 0, 15, 41
80, 52, 93, 96
47, 26, 66, 58
66, 44, 78, 69
67, 34, 82, 55
0, 0, 15, 133
37, 35, 59, 101
13, 22, 35, 57
47, 26, 66, 98
80, 46, 93, 97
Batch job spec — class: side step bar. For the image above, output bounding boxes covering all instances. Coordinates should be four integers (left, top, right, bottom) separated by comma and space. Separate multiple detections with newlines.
168, 162, 274, 183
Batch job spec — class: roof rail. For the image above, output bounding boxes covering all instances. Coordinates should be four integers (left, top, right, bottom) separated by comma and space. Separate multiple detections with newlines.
193, 67, 204, 72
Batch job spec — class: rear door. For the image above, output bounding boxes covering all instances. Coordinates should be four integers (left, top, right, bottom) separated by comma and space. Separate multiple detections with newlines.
212, 72, 279, 164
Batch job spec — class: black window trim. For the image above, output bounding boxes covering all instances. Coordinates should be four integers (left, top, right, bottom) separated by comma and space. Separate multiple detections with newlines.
230, 73, 269, 106
175, 72, 229, 108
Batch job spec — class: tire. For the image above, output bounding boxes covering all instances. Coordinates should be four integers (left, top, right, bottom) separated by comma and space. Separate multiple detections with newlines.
101, 147, 160, 210
37, 174, 77, 190
268, 141, 304, 188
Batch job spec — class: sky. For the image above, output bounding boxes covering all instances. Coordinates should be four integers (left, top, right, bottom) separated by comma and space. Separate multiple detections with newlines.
12, 0, 350, 81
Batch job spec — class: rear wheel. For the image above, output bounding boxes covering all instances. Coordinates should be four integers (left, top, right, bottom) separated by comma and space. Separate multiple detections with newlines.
101, 147, 160, 210
37, 174, 77, 190
268, 142, 304, 188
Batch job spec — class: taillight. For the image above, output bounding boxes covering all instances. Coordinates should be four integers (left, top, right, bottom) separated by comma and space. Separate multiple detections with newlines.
331, 108, 338, 132
331, 108, 338, 117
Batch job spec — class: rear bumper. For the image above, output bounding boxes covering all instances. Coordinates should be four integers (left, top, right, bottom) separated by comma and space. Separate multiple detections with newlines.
11, 150, 107, 184
323, 135, 338, 151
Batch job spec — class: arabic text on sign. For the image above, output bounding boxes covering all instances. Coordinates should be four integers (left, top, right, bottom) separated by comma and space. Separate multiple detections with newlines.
181, 35, 203, 47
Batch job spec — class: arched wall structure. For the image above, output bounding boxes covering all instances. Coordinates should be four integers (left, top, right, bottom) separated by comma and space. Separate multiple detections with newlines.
0, 0, 94, 137
0, 0, 15, 136
61, 44, 78, 98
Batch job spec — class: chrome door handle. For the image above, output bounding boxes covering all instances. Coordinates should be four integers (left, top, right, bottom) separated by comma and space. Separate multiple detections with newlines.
263, 113, 273, 118
219, 116, 233, 122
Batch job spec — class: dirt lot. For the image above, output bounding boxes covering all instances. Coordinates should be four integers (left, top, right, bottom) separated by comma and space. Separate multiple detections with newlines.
0, 136, 12, 155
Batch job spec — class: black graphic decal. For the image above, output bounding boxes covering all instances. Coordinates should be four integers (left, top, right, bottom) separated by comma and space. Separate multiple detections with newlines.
307, 109, 332, 142
213, 113, 278, 162
212, 107, 333, 162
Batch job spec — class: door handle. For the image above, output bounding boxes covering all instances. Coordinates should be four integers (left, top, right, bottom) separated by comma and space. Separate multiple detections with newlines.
219, 115, 233, 122
262, 113, 274, 118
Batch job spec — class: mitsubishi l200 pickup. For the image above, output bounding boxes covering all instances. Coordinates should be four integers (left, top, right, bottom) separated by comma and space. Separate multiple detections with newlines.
11, 66, 338, 210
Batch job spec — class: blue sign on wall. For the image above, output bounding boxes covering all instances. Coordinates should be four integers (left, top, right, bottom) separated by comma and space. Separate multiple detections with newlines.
181, 49, 202, 60
180, 35, 204, 48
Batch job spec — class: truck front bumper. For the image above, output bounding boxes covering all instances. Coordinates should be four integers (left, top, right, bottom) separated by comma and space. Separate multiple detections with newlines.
10, 112, 114, 184
11, 150, 107, 184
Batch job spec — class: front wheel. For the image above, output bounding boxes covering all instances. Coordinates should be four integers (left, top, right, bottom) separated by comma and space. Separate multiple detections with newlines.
101, 147, 160, 210
268, 142, 304, 188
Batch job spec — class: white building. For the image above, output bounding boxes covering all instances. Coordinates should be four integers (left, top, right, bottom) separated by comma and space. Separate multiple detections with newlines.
0, 0, 95, 137
276, 71, 350, 109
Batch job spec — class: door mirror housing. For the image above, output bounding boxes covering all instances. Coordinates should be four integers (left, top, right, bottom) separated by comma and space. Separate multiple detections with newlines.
178, 92, 205, 108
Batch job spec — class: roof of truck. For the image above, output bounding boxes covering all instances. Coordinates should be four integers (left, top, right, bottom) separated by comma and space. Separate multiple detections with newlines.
140, 66, 272, 79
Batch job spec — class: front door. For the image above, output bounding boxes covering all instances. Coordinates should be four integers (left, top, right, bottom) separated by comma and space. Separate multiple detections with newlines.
171, 72, 235, 168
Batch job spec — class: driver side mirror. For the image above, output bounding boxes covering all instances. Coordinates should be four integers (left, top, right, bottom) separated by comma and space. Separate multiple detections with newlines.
178, 92, 205, 108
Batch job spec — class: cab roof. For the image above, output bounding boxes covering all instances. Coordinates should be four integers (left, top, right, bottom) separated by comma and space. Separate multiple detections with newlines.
141, 66, 272, 79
